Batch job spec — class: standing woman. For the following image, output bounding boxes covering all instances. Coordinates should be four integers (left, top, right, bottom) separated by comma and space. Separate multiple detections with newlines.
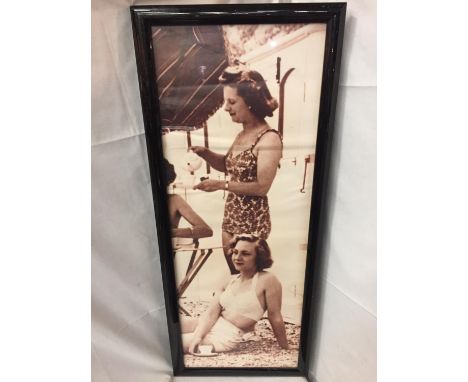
192, 64, 282, 273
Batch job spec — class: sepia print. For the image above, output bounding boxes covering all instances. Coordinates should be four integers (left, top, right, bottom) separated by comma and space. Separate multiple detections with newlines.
152, 22, 327, 368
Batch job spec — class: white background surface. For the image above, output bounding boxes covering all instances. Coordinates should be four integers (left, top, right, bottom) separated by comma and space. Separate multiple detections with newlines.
91, 0, 375, 381
4, 0, 468, 382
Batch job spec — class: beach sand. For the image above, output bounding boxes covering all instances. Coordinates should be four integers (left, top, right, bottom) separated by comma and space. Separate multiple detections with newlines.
182, 300, 301, 368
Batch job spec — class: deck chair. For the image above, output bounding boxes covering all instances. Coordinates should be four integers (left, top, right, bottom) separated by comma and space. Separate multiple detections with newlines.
172, 239, 223, 316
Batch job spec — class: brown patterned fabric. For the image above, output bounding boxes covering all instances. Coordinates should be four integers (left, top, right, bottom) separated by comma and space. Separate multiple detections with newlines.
222, 129, 282, 238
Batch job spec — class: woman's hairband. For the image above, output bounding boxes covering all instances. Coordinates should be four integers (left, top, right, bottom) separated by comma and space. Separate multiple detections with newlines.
218, 60, 262, 86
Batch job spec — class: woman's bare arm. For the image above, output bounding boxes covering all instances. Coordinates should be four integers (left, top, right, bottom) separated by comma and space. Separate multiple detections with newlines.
188, 286, 225, 353
191, 146, 226, 173
170, 195, 213, 239
264, 274, 289, 349
193, 132, 282, 196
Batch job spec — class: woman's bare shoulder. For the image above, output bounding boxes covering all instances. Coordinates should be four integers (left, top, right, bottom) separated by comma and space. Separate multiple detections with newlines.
258, 271, 281, 287
216, 272, 234, 291
254, 130, 282, 159
258, 129, 282, 147
169, 194, 188, 209
168, 193, 183, 202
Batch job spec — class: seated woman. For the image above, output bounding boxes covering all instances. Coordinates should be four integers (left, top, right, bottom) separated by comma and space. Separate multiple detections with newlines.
181, 234, 289, 353
164, 158, 213, 240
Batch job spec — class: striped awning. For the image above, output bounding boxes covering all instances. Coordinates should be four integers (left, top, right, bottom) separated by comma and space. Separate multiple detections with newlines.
151, 25, 228, 131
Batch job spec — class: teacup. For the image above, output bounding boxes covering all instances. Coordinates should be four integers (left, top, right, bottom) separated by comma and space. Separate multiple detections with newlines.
198, 345, 213, 354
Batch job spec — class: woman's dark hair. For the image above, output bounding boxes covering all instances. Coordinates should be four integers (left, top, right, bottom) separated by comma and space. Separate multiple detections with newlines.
163, 158, 176, 186
228, 234, 273, 271
219, 64, 278, 120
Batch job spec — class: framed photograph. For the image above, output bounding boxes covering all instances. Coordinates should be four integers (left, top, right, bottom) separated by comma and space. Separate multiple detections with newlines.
130, 2, 346, 379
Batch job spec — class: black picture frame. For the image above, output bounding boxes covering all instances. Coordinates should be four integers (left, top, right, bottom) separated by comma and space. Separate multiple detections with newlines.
130, 3, 346, 379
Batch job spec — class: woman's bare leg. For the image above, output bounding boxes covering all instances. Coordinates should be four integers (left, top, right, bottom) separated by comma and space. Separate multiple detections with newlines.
182, 333, 194, 353
222, 230, 238, 274
180, 316, 199, 333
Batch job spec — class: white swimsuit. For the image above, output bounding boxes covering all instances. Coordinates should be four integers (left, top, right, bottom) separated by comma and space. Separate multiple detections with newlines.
184, 273, 265, 352
219, 272, 265, 322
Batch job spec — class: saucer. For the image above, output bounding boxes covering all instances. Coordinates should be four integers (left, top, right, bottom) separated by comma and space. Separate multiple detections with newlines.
191, 352, 218, 357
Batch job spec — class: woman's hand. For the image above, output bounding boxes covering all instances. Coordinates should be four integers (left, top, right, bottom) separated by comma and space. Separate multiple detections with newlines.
190, 146, 227, 173
188, 337, 202, 354
190, 146, 207, 158
193, 179, 222, 192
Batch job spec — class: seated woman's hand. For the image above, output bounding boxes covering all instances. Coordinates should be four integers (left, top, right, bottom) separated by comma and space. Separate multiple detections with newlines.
188, 337, 202, 354
193, 179, 222, 192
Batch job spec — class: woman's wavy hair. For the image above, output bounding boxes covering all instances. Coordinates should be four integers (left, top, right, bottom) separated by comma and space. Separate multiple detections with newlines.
219, 61, 279, 120
228, 234, 273, 271
163, 158, 176, 186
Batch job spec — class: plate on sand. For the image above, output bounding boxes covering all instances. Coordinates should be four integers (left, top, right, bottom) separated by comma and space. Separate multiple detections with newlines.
191, 352, 219, 357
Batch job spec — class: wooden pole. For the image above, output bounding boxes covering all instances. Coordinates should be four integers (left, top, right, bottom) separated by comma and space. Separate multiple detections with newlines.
186, 130, 192, 149
203, 122, 210, 174
278, 67, 295, 138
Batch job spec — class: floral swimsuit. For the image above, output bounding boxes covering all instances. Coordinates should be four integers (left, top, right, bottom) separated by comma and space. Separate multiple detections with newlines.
222, 129, 282, 239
